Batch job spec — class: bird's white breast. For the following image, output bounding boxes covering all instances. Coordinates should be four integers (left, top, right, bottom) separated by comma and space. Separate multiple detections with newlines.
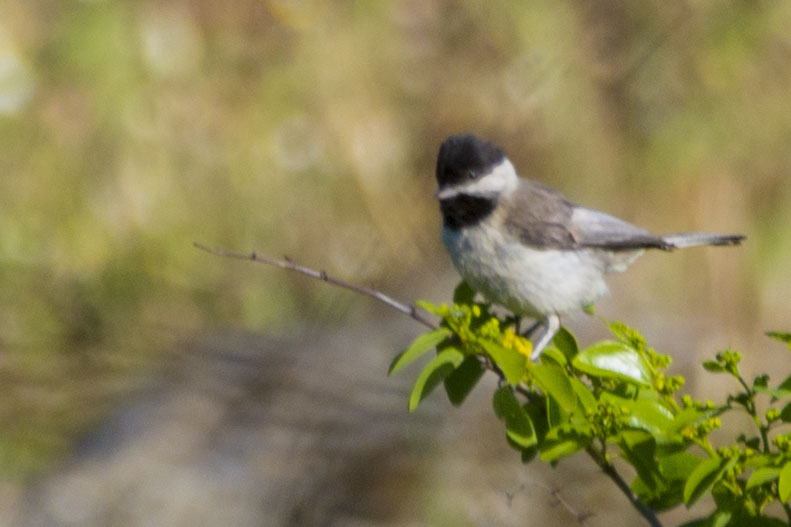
442, 222, 611, 317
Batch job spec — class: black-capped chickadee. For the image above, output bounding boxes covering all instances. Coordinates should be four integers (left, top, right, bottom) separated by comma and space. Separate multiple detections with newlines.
435, 134, 745, 359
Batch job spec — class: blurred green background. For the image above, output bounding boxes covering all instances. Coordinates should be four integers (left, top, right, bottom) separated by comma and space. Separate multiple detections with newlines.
1, 0, 790, 513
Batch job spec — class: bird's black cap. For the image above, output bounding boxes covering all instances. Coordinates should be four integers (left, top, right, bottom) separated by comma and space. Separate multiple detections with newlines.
436, 134, 505, 187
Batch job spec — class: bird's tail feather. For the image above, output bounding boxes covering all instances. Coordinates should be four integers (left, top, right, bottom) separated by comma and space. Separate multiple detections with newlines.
663, 232, 745, 249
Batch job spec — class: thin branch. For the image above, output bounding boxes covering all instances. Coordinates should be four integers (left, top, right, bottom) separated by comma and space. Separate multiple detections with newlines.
547, 487, 595, 524
504, 481, 593, 524
586, 446, 663, 527
196, 242, 661, 526
193, 242, 437, 329
735, 373, 770, 454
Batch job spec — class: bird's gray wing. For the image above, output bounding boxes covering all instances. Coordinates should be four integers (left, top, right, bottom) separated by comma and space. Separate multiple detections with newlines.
503, 180, 742, 252
501, 180, 578, 248
502, 180, 670, 250
568, 207, 671, 251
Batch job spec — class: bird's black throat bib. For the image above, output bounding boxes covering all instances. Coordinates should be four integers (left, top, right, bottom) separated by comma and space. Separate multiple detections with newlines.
440, 195, 497, 229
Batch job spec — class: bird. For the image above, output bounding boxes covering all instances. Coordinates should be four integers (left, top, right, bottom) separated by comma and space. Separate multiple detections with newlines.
434, 133, 745, 360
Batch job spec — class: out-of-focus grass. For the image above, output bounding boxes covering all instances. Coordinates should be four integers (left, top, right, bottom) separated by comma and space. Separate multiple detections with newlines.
0, 0, 789, 481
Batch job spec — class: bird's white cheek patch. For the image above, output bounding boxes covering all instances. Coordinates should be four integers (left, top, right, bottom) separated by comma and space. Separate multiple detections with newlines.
457, 159, 519, 198
436, 160, 518, 200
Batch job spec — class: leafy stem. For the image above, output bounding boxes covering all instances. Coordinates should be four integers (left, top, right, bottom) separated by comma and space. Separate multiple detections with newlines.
695, 437, 718, 458
735, 373, 770, 453
200, 245, 791, 526
585, 445, 662, 527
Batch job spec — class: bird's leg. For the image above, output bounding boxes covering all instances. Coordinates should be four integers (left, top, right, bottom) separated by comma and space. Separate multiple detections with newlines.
529, 313, 560, 361
514, 316, 522, 334
521, 319, 543, 339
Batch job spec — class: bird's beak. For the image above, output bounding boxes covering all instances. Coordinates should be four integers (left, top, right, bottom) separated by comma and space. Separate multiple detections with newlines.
435, 187, 458, 200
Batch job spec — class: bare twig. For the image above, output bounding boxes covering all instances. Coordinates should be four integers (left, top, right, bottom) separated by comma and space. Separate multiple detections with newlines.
546, 486, 596, 524
195, 242, 661, 526
505, 481, 593, 524
193, 242, 437, 329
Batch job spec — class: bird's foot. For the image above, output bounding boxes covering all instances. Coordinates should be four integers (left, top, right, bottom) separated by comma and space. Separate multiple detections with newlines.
529, 314, 560, 361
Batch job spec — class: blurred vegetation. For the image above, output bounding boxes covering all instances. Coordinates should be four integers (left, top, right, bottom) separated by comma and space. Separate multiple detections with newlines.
0, 0, 789, 482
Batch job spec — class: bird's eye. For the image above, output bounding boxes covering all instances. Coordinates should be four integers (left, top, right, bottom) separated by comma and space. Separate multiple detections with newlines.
468, 170, 478, 180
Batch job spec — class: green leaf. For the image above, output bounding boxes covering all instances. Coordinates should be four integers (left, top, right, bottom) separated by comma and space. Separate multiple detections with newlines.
546, 392, 566, 428
710, 511, 733, 527
444, 355, 484, 406
752, 374, 769, 391
751, 374, 791, 400
453, 281, 476, 304
683, 457, 722, 506
622, 399, 675, 441
408, 347, 464, 411
702, 360, 725, 373
668, 407, 713, 434
493, 386, 537, 448
744, 454, 771, 470
520, 446, 538, 463
416, 300, 444, 317
619, 430, 663, 491
772, 374, 791, 401
480, 340, 527, 384
683, 456, 736, 506
492, 386, 513, 420
569, 377, 597, 413
759, 374, 791, 401
753, 386, 791, 400
573, 340, 653, 386
635, 452, 705, 511
524, 399, 549, 445
780, 402, 791, 423
679, 512, 739, 527
533, 359, 577, 413
552, 326, 579, 361
661, 452, 705, 481
766, 331, 791, 349
779, 461, 791, 502
679, 510, 744, 527
711, 512, 732, 527
745, 467, 781, 490
702, 514, 787, 527
540, 438, 582, 463
505, 415, 536, 449
740, 435, 763, 452
633, 479, 686, 512
540, 346, 568, 367
540, 425, 592, 462
389, 327, 451, 375
667, 407, 714, 436
601, 394, 675, 440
